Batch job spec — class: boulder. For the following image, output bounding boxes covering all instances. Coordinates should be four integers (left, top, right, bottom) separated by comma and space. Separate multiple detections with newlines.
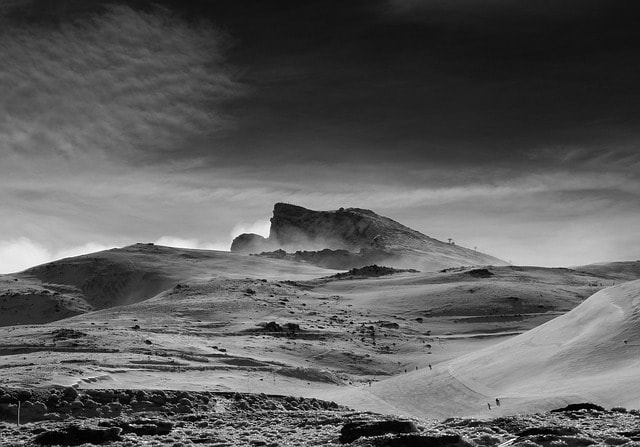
62, 387, 78, 402
33, 425, 123, 445
230, 233, 273, 254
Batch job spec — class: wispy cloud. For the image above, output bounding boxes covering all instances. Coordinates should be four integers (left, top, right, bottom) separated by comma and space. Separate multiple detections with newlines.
230, 220, 271, 239
0, 238, 50, 274
0, 4, 242, 272
0, 4, 238, 166
154, 236, 229, 252
152, 218, 270, 253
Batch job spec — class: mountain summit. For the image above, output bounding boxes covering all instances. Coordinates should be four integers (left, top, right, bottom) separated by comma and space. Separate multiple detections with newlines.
231, 203, 507, 270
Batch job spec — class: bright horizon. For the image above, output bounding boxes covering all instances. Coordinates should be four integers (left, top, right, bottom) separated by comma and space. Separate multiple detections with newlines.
1, 203, 636, 274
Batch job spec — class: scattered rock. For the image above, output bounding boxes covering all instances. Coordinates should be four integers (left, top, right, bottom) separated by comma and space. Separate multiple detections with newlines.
465, 268, 493, 278
70, 400, 84, 411
330, 265, 419, 280
150, 391, 167, 406
18, 400, 48, 421
86, 390, 117, 404
62, 387, 79, 402
101, 419, 173, 436
551, 403, 605, 413
517, 426, 580, 437
263, 321, 283, 332
33, 424, 123, 445
0, 393, 18, 404
16, 389, 33, 402
52, 329, 87, 340
340, 419, 419, 443
351, 433, 473, 447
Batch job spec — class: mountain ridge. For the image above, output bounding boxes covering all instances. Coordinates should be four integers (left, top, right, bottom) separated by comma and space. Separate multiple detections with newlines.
232, 203, 508, 270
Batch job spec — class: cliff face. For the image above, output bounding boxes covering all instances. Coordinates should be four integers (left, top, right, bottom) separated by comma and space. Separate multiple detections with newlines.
231, 203, 508, 270
268, 203, 384, 251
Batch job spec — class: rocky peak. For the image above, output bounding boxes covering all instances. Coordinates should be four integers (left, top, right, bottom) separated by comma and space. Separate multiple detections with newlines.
269, 203, 384, 251
231, 203, 507, 270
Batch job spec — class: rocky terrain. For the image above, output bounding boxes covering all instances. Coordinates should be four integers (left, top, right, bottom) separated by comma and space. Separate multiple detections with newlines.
250, 248, 395, 270
231, 203, 508, 270
1, 386, 639, 446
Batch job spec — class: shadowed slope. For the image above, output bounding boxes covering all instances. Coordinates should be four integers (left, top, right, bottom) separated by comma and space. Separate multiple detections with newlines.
0, 243, 335, 326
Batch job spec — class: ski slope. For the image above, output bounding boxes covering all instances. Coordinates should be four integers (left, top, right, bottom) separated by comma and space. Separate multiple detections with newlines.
335, 280, 640, 418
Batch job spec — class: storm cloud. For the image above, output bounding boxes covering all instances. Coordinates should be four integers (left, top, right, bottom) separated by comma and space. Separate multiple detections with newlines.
1, 0, 639, 272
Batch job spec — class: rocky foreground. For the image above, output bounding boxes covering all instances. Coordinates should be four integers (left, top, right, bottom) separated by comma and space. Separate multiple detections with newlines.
0, 388, 639, 446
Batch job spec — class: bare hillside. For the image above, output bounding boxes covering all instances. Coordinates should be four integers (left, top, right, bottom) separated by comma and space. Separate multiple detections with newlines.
0, 243, 335, 326
573, 260, 640, 281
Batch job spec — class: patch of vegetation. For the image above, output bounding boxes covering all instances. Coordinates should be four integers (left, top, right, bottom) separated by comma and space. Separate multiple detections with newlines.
327, 265, 419, 280
466, 268, 494, 278
51, 329, 87, 340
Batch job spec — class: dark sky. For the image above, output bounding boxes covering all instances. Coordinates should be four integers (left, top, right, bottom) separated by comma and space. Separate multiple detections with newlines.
1, 0, 639, 271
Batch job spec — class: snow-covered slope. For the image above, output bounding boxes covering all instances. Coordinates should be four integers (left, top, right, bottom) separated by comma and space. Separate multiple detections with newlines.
450, 279, 640, 407
338, 280, 640, 418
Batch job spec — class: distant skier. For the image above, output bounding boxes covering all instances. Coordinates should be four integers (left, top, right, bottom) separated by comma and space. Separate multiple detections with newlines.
495, 398, 500, 407
487, 403, 491, 410
428, 364, 432, 370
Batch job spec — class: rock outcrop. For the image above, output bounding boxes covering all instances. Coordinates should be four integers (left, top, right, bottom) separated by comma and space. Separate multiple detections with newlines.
229, 233, 274, 255
231, 203, 507, 270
